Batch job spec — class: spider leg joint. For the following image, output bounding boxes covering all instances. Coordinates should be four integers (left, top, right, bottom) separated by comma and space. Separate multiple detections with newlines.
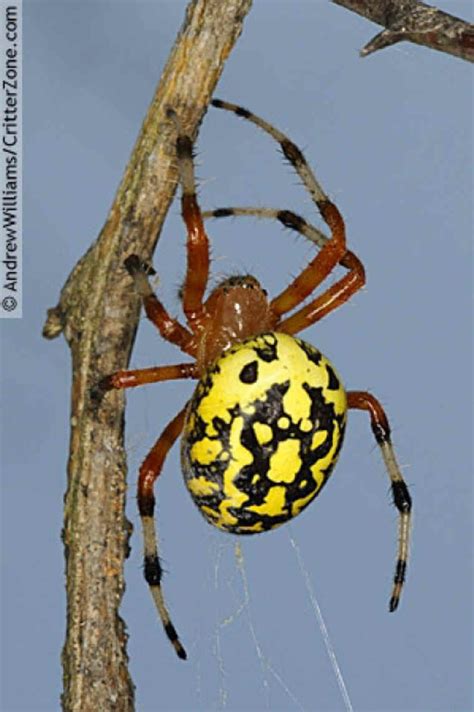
124, 254, 156, 277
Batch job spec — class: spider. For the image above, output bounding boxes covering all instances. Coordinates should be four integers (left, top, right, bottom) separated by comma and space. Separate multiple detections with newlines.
99, 99, 412, 660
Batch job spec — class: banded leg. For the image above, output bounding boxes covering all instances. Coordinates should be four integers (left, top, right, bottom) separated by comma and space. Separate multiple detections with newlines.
211, 100, 349, 316
167, 109, 210, 328
270, 200, 347, 316
202, 207, 330, 250
347, 391, 412, 612
212, 99, 330, 210
201, 207, 365, 333
139, 405, 188, 659
124, 255, 195, 357
203, 207, 367, 267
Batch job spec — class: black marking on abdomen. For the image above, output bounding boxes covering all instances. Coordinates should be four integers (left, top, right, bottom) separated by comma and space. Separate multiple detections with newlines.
252, 334, 279, 363
239, 360, 258, 384
326, 364, 341, 390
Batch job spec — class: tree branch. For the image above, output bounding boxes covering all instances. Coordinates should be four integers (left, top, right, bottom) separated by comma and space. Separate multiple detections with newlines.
332, 0, 474, 62
42, 1, 253, 709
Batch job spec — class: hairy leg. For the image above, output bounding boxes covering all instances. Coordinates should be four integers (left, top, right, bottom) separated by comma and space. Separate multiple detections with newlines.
167, 110, 210, 330
138, 405, 189, 659
210, 100, 351, 316
347, 390, 412, 612
201, 207, 365, 333
124, 254, 195, 356
278, 250, 365, 335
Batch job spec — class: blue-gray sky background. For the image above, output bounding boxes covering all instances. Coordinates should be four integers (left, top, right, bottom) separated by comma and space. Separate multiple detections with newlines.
2, 1, 473, 710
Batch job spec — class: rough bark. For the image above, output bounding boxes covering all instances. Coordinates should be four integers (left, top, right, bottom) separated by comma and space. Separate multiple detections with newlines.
42, 1, 253, 710
332, 0, 474, 62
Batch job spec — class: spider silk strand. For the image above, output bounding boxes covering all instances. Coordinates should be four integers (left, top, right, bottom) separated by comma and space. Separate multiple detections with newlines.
289, 534, 354, 712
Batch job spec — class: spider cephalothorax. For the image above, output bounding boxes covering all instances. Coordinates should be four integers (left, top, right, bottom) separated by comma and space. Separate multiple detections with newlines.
194, 274, 276, 370
100, 99, 412, 660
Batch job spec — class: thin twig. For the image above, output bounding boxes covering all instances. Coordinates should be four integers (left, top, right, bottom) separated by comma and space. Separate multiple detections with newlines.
332, 0, 474, 62
43, 1, 253, 710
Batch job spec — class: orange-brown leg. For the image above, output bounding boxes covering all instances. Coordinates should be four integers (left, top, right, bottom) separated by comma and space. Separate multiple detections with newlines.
347, 391, 412, 612
124, 255, 195, 357
210, 100, 349, 317
138, 405, 188, 659
99, 362, 197, 391
167, 110, 210, 330
270, 200, 347, 317
278, 250, 365, 335
201, 207, 364, 330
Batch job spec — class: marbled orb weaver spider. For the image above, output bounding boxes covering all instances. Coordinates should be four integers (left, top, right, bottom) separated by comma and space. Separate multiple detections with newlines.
99, 99, 412, 660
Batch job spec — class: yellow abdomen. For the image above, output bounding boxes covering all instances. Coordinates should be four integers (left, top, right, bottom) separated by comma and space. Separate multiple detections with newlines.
181, 332, 347, 534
